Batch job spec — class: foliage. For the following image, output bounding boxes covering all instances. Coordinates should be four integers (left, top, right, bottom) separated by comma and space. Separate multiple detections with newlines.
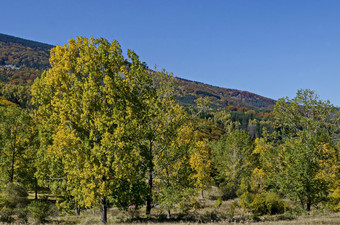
0, 83, 32, 108
2, 183, 28, 208
211, 129, 254, 199
240, 191, 286, 216
0, 208, 14, 223
215, 197, 222, 208
273, 89, 340, 211
27, 200, 52, 223
189, 139, 213, 196
31, 37, 156, 223
0, 96, 18, 107
328, 187, 340, 212
17, 208, 29, 224
136, 68, 209, 217
0, 106, 36, 185
327, 141, 340, 212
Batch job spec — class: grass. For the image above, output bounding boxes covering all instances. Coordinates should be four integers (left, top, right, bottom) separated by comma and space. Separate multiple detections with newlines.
2, 187, 340, 224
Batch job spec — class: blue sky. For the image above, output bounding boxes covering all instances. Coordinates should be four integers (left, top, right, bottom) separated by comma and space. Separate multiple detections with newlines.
1, 0, 340, 106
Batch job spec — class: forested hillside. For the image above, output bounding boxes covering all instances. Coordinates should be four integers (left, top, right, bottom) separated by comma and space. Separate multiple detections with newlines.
0, 33, 52, 84
0, 33, 275, 110
176, 77, 275, 109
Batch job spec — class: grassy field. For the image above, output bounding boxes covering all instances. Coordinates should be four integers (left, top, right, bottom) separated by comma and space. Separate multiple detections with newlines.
19, 186, 337, 225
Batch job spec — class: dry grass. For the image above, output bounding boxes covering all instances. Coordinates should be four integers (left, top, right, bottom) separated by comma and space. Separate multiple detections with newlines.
3, 187, 340, 224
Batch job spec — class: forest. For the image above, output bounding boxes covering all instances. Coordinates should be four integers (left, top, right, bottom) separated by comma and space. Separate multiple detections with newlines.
0, 37, 339, 224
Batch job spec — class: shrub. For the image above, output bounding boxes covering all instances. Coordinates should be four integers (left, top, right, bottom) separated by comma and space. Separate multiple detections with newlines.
0, 208, 14, 223
228, 200, 239, 220
3, 183, 28, 208
0, 195, 10, 209
241, 192, 286, 215
178, 201, 191, 214
215, 197, 223, 208
17, 208, 28, 223
248, 193, 266, 215
265, 192, 286, 215
328, 188, 340, 212
219, 182, 238, 200
27, 200, 52, 223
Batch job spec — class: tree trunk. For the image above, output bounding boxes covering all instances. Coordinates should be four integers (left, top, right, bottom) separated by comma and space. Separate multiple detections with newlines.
167, 208, 171, 219
76, 206, 81, 216
306, 201, 311, 211
201, 190, 204, 199
146, 140, 154, 217
146, 169, 153, 216
101, 197, 107, 224
34, 178, 38, 200
10, 148, 15, 183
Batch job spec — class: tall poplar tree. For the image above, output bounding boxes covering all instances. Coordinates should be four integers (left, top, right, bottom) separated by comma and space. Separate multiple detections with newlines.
31, 37, 155, 223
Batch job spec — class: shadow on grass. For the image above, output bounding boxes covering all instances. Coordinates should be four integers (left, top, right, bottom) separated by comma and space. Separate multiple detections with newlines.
116, 212, 297, 224
116, 212, 222, 223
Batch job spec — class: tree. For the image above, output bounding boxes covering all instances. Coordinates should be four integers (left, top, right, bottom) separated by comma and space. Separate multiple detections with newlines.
189, 139, 212, 199
273, 89, 340, 211
31, 37, 155, 223
211, 129, 254, 199
0, 106, 35, 185
138, 69, 208, 217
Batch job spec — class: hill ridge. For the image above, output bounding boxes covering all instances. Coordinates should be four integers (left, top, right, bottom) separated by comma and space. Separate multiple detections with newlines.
0, 33, 54, 49
0, 33, 275, 109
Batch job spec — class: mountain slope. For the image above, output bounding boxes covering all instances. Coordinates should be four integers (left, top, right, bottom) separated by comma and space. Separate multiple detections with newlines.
0, 33, 52, 83
176, 78, 275, 109
0, 33, 275, 109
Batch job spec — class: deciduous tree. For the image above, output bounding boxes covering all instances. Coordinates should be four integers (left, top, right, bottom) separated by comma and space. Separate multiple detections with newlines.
31, 37, 154, 223
273, 89, 339, 211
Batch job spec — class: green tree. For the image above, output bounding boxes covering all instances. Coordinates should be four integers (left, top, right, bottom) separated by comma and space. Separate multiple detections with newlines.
31, 37, 155, 223
211, 129, 254, 199
139, 69, 207, 217
273, 89, 339, 211
0, 106, 35, 185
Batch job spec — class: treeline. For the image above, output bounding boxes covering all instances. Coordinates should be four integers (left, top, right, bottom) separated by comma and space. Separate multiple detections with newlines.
211, 90, 340, 214
0, 37, 339, 224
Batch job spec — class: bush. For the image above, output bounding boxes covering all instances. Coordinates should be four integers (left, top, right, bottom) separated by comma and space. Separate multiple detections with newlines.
17, 208, 28, 223
3, 183, 28, 208
228, 200, 239, 220
328, 188, 340, 212
0, 208, 14, 223
265, 192, 286, 215
0, 195, 10, 209
248, 193, 267, 215
215, 197, 223, 208
27, 200, 52, 223
241, 192, 287, 215
219, 182, 238, 200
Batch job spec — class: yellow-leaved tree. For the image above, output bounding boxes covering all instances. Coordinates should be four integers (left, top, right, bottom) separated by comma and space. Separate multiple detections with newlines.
31, 37, 155, 223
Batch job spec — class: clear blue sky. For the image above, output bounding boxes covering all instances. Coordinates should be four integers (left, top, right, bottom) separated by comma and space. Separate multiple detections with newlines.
1, 0, 340, 106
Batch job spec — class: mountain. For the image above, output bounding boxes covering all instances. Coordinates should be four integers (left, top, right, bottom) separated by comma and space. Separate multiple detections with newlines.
0, 33, 275, 109
175, 77, 275, 109
0, 33, 53, 83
